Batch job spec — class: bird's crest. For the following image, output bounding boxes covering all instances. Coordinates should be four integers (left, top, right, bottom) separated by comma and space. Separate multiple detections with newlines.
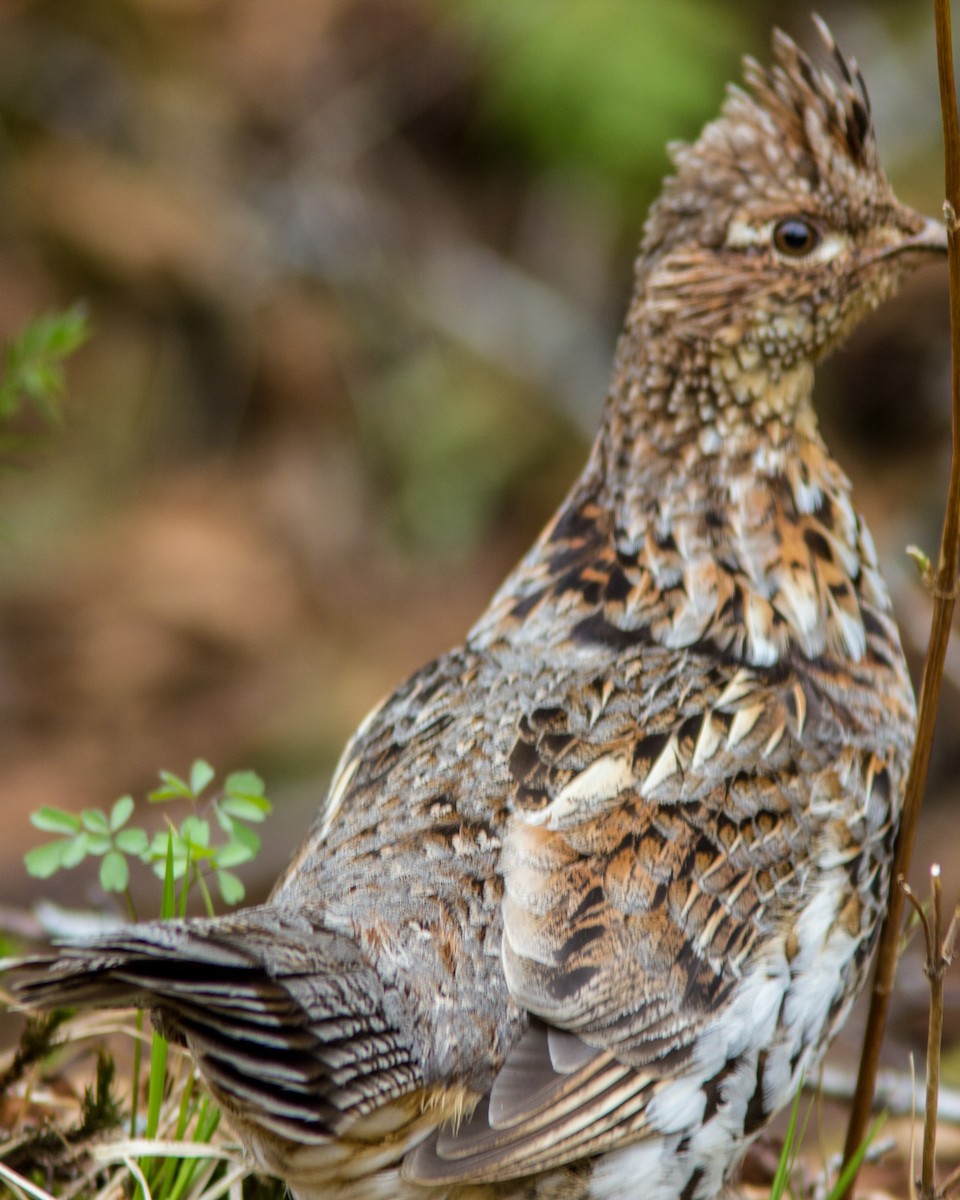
640, 18, 888, 264
740, 16, 877, 175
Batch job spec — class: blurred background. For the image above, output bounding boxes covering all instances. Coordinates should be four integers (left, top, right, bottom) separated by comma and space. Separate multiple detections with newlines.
0, 0, 953, 938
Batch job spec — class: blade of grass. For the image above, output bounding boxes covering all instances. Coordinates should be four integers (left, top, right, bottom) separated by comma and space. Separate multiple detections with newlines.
169, 1155, 216, 1200
167, 1097, 222, 1200
769, 1085, 804, 1200
174, 1071, 197, 1139
138, 1031, 169, 1182
130, 1009, 144, 1136
194, 865, 216, 919
136, 833, 176, 1198
156, 1070, 198, 1198
162, 832, 176, 921
0, 1160, 58, 1200
123, 1155, 154, 1200
194, 1163, 249, 1200
791, 1091, 816, 1195
90, 1139, 241, 1164
832, 1113, 886, 1200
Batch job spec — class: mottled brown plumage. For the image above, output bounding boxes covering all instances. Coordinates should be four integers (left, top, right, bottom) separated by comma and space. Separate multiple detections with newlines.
6, 21, 947, 1200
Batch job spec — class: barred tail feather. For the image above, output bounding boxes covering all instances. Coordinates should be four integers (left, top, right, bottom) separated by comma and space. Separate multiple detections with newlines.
3, 905, 423, 1144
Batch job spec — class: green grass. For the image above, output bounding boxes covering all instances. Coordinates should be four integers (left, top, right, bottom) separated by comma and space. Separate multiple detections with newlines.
0, 762, 281, 1200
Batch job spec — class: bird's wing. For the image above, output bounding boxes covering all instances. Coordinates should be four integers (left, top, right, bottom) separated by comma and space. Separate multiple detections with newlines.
405, 653, 883, 1184
498, 660, 811, 1056
405, 1020, 650, 1183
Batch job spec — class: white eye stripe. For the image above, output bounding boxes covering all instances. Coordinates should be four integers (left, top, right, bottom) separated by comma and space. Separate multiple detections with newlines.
725, 219, 846, 263
806, 233, 846, 263
725, 219, 771, 247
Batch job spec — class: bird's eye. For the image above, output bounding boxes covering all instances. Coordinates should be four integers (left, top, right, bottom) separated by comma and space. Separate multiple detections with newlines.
772, 217, 821, 258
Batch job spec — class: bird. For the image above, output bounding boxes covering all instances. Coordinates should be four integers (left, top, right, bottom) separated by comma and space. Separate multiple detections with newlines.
5, 19, 948, 1200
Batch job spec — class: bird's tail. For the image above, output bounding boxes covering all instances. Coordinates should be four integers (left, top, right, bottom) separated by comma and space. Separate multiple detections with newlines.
3, 905, 422, 1145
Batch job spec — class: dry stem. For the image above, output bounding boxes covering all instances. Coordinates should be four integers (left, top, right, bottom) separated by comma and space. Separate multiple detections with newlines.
941, 1158, 960, 1198
900, 867, 960, 1197
840, 0, 960, 1192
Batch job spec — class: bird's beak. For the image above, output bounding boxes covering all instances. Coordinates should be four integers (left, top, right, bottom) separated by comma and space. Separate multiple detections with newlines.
897, 214, 949, 257
860, 214, 947, 270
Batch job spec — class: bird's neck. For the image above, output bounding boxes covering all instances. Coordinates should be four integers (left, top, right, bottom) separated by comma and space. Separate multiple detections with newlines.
591, 327, 882, 666
474, 327, 890, 671
597, 324, 825, 541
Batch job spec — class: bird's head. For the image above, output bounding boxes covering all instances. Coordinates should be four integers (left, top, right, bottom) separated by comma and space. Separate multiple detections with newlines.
635, 18, 945, 372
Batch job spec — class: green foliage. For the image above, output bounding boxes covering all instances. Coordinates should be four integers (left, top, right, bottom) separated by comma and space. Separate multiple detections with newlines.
765, 1079, 886, 1200
443, 0, 750, 189
0, 305, 89, 432
767, 1080, 810, 1200
73, 1053, 123, 1142
0, 1011, 72, 1097
24, 761, 271, 913
824, 1112, 886, 1200
6, 762, 277, 1199
26, 796, 148, 894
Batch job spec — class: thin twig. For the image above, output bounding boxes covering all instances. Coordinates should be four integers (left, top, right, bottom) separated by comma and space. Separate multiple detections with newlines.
840, 0, 960, 1191
910, 1053, 919, 1200
942, 1157, 960, 1197
901, 878, 935, 972
923, 869, 945, 1197
902, 867, 949, 1198
943, 894, 960, 963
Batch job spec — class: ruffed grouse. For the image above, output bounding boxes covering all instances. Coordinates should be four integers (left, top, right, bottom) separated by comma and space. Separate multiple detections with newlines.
6, 20, 948, 1200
